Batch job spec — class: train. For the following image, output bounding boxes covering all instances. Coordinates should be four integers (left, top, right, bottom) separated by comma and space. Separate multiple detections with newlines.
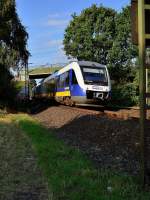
32, 61, 111, 106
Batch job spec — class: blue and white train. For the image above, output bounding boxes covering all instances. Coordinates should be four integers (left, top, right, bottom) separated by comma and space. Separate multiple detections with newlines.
32, 61, 111, 105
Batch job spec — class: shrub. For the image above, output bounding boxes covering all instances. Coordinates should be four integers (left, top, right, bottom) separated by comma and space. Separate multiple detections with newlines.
110, 83, 139, 107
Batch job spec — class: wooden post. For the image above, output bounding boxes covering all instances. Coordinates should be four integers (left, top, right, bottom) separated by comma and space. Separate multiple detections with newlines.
131, 0, 150, 186
138, 0, 147, 186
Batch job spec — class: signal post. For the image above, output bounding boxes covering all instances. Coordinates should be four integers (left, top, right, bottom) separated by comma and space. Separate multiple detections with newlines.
131, 0, 150, 186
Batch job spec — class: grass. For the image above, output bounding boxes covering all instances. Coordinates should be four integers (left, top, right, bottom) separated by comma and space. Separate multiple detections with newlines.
11, 114, 150, 200
0, 115, 48, 199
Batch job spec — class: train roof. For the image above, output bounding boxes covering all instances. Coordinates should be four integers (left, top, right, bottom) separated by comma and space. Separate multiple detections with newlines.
77, 61, 105, 68
43, 61, 106, 83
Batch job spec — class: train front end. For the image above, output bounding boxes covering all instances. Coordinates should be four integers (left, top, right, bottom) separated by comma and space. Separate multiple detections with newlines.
78, 62, 111, 104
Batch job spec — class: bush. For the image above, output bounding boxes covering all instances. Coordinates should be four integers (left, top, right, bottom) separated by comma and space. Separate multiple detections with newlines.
14, 81, 25, 92
110, 83, 139, 107
0, 65, 17, 108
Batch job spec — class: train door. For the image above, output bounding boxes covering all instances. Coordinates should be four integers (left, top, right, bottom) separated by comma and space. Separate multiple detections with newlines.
64, 71, 69, 91
55, 75, 63, 102
70, 69, 86, 104
69, 69, 78, 96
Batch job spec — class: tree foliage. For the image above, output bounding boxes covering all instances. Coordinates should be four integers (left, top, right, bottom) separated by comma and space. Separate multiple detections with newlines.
63, 5, 116, 65
107, 6, 138, 83
0, 0, 29, 106
63, 5, 138, 83
107, 6, 138, 106
0, 0, 29, 68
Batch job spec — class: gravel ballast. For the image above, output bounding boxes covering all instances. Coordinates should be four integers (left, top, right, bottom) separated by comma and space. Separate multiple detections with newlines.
33, 105, 150, 175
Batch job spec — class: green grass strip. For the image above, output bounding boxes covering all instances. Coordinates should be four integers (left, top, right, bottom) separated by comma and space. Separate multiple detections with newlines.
13, 114, 150, 200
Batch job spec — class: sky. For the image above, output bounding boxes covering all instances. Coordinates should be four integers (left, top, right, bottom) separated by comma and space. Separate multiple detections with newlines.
16, 0, 130, 68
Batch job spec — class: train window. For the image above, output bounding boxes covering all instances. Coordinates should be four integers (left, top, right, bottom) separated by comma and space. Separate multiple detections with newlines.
47, 79, 55, 92
81, 66, 108, 85
57, 76, 61, 88
72, 70, 77, 84
65, 72, 69, 86
57, 72, 70, 88
59, 76, 62, 88
55, 77, 59, 89
59, 74, 65, 88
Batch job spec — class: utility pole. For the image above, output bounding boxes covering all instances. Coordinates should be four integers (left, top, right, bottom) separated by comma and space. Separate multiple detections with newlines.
131, 0, 150, 186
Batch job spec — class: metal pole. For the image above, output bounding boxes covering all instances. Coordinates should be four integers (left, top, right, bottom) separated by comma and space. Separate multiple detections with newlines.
25, 63, 27, 99
25, 62, 29, 100
138, 0, 147, 185
27, 62, 30, 100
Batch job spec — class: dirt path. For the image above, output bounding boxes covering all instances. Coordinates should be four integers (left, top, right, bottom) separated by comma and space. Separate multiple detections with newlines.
0, 117, 49, 200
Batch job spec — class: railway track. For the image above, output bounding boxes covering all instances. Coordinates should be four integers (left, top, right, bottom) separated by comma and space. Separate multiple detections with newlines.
29, 99, 150, 120
59, 104, 150, 120
59, 105, 104, 115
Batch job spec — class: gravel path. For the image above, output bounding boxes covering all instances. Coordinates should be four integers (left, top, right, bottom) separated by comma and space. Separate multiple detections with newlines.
33, 105, 150, 175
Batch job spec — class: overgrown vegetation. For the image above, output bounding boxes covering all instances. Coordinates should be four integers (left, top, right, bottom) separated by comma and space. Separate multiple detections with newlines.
110, 83, 139, 107
9, 114, 150, 199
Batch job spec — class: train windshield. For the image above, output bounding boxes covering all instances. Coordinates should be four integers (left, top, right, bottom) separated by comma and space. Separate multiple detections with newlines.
81, 66, 108, 85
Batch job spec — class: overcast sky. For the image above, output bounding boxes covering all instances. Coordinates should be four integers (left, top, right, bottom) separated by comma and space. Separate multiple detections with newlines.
16, 0, 130, 67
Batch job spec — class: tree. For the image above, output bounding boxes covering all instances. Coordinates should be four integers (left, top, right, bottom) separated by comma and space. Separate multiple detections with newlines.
63, 5, 138, 82
0, 0, 29, 106
107, 6, 138, 83
63, 4, 116, 65
0, 0, 29, 68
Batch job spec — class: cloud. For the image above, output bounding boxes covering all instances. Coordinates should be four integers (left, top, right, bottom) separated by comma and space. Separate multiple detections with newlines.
48, 39, 63, 48
29, 12, 72, 65
47, 19, 69, 27
48, 12, 71, 19
52, 47, 69, 64
46, 12, 70, 27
